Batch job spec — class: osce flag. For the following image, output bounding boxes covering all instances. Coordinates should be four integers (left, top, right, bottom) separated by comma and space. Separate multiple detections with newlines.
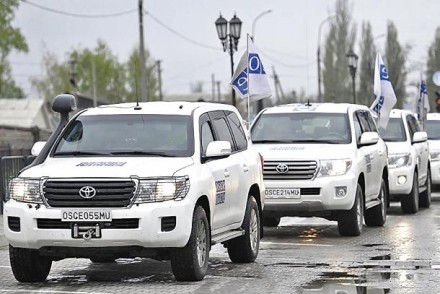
370, 52, 397, 129
231, 35, 272, 101
417, 79, 430, 121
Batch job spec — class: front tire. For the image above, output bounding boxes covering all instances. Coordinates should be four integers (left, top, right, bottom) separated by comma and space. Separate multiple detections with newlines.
170, 205, 209, 281
338, 183, 363, 236
364, 178, 387, 227
420, 169, 432, 208
9, 245, 52, 282
401, 171, 419, 214
227, 196, 260, 263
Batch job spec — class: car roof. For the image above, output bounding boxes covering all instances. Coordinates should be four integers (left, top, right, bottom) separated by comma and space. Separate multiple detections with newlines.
79, 101, 237, 116
427, 112, 440, 120
261, 103, 370, 114
389, 109, 414, 118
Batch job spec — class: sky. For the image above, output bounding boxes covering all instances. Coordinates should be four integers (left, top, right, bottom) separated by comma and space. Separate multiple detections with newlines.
8, 0, 440, 101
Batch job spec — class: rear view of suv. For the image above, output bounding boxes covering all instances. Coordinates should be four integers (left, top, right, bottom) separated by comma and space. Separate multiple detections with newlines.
379, 109, 430, 213
251, 103, 388, 236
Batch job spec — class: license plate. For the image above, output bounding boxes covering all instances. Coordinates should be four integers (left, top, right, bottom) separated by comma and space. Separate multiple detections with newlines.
265, 188, 301, 198
61, 210, 112, 222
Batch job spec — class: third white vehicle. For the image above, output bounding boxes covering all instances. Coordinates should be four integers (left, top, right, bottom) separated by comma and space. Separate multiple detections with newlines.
427, 113, 440, 188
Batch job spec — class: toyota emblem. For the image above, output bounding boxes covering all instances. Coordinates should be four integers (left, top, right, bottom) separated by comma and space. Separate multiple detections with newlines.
276, 163, 289, 174
79, 186, 97, 199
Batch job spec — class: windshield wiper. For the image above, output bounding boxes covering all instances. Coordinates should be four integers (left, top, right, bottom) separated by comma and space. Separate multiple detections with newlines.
252, 139, 297, 144
109, 151, 176, 157
53, 151, 109, 156
292, 139, 341, 144
383, 138, 403, 142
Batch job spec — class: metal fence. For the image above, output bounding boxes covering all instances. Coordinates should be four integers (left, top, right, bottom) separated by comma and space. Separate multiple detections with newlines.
0, 156, 35, 214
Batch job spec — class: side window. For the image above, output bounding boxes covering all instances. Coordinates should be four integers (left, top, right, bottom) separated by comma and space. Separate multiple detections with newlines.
406, 115, 418, 139
353, 114, 362, 143
200, 121, 214, 156
211, 116, 235, 149
225, 111, 247, 151
365, 112, 378, 132
356, 111, 371, 132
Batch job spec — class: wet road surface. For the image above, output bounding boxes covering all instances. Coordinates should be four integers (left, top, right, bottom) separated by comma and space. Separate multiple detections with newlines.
1, 195, 440, 293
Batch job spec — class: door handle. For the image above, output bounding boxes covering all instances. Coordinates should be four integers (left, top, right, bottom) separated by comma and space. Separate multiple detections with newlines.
242, 164, 249, 172
224, 170, 230, 178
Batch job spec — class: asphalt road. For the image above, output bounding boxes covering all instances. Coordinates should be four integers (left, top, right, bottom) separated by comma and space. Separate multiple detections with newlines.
1, 194, 440, 293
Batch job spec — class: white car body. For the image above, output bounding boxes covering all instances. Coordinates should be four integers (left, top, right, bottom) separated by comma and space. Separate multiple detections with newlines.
427, 113, 440, 185
251, 103, 388, 236
3, 100, 265, 281
378, 109, 430, 212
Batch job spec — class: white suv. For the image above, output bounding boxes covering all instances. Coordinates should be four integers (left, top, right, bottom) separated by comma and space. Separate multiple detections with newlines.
379, 109, 431, 213
251, 103, 388, 236
3, 94, 265, 282
427, 113, 440, 188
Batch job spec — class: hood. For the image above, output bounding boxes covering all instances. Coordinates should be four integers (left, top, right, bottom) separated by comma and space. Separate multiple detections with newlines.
385, 141, 410, 155
20, 157, 194, 178
253, 143, 353, 160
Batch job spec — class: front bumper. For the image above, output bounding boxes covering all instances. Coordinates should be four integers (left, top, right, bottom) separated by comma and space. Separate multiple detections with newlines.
3, 198, 194, 250
388, 165, 414, 195
263, 171, 357, 215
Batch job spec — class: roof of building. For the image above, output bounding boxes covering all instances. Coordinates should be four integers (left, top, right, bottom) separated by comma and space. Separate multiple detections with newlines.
0, 98, 51, 129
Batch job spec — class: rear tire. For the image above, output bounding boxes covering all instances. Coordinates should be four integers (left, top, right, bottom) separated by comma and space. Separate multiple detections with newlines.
262, 216, 280, 227
420, 169, 432, 208
338, 183, 363, 236
364, 178, 387, 227
170, 205, 209, 281
227, 196, 260, 263
9, 245, 52, 282
401, 171, 419, 214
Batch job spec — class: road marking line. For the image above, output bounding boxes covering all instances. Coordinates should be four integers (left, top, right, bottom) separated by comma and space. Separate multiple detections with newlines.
0, 290, 108, 294
262, 241, 333, 247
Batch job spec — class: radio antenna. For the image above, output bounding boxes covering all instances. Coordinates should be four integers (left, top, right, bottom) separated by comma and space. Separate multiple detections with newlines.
134, 59, 141, 110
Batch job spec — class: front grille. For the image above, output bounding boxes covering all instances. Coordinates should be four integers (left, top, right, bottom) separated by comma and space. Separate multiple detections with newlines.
42, 179, 136, 208
37, 218, 139, 229
264, 161, 318, 180
300, 188, 320, 195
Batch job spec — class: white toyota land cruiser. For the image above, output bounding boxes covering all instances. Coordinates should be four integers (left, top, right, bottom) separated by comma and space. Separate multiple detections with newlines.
427, 113, 440, 188
3, 94, 265, 282
379, 109, 431, 213
251, 103, 388, 236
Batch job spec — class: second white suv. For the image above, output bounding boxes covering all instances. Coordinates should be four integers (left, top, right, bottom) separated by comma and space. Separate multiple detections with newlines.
251, 103, 389, 236
379, 109, 431, 213
427, 113, 440, 188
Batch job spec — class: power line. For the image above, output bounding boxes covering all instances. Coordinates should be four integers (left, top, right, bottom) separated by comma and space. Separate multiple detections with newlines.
20, 0, 137, 18
145, 10, 219, 51
260, 49, 317, 69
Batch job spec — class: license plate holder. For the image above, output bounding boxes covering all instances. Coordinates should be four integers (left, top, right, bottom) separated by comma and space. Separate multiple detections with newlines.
71, 223, 102, 239
265, 188, 301, 199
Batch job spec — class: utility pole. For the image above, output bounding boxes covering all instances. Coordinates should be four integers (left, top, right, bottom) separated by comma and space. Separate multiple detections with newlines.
216, 81, 221, 102
92, 60, 97, 107
211, 74, 215, 101
156, 60, 163, 101
138, 0, 148, 101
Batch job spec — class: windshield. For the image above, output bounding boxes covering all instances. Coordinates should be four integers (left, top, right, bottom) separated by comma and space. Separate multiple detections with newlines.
53, 114, 194, 157
427, 120, 440, 140
379, 118, 407, 142
251, 112, 351, 144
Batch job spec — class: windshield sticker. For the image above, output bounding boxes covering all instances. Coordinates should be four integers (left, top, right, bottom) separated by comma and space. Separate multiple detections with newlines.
215, 180, 226, 205
76, 162, 127, 167
269, 146, 305, 151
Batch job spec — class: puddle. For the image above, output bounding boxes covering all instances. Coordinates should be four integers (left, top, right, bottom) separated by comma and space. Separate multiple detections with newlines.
299, 280, 390, 293
362, 243, 386, 247
265, 262, 330, 268
47, 274, 88, 284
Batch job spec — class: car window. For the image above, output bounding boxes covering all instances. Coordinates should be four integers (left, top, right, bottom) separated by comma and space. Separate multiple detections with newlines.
251, 112, 351, 144
211, 115, 235, 148
353, 115, 362, 143
225, 111, 247, 151
427, 120, 440, 139
379, 118, 407, 142
365, 111, 378, 132
200, 121, 215, 156
406, 115, 417, 139
356, 111, 371, 132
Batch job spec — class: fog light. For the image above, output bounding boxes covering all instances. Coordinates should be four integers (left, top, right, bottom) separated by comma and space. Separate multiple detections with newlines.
335, 186, 347, 198
397, 176, 407, 185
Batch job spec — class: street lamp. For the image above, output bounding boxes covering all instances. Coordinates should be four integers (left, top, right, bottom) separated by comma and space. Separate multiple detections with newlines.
252, 9, 272, 41
346, 48, 359, 104
215, 13, 242, 107
317, 15, 336, 102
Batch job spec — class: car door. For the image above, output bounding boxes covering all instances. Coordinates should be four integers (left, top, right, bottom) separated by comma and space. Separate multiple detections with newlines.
365, 111, 386, 195
199, 113, 232, 230
209, 111, 245, 227
407, 114, 429, 185
354, 110, 380, 199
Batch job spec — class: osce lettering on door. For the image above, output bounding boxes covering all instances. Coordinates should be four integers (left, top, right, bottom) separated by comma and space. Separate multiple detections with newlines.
215, 180, 226, 205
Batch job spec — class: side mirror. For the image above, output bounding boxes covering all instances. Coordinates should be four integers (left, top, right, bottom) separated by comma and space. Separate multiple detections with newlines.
31, 141, 46, 156
52, 94, 77, 114
359, 132, 379, 146
205, 141, 232, 158
413, 131, 428, 143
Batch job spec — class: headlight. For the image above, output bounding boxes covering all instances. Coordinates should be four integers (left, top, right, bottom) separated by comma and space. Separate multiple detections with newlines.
388, 153, 412, 168
8, 178, 43, 203
318, 159, 352, 177
135, 176, 190, 203
430, 150, 440, 161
